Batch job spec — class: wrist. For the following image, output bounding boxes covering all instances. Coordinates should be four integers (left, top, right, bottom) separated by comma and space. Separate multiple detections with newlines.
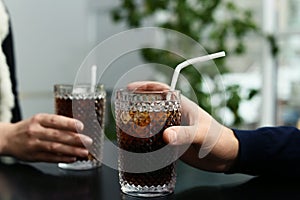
0, 122, 14, 156
212, 126, 239, 172
223, 127, 239, 171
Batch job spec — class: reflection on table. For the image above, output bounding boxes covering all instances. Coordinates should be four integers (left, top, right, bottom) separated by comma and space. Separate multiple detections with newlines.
0, 158, 299, 200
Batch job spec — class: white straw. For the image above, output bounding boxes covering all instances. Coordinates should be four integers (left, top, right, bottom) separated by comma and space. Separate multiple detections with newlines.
170, 51, 226, 90
91, 65, 97, 93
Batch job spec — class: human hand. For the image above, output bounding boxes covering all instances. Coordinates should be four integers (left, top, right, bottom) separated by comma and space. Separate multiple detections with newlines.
127, 81, 239, 172
0, 113, 92, 163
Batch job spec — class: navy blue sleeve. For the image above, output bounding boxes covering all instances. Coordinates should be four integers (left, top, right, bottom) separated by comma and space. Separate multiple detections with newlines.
229, 126, 300, 177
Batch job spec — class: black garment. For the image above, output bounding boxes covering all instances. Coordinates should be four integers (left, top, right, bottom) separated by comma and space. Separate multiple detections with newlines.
231, 126, 300, 177
1, 22, 22, 122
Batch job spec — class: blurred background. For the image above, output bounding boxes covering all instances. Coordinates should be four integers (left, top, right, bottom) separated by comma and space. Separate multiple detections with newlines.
4, 0, 300, 131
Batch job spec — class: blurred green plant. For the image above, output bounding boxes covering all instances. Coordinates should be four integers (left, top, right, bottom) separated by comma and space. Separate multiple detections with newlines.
110, 0, 277, 126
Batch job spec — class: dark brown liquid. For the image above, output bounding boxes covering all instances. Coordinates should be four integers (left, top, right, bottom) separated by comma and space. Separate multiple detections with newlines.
116, 110, 181, 186
55, 97, 105, 161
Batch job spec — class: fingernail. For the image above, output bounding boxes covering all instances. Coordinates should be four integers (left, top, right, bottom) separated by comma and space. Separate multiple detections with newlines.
79, 149, 89, 157
75, 120, 84, 131
168, 130, 177, 144
81, 135, 93, 145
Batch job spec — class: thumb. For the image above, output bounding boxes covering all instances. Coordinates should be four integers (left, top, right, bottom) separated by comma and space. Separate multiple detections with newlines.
163, 126, 198, 145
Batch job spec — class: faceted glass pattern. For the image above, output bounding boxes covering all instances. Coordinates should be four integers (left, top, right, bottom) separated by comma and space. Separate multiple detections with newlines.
54, 84, 106, 170
115, 89, 181, 197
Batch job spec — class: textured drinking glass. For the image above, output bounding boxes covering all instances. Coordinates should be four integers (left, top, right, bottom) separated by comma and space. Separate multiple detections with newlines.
54, 84, 106, 170
115, 89, 181, 197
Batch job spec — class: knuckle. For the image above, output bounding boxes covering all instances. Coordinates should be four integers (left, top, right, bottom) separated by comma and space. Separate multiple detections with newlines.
72, 133, 82, 144
31, 113, 42, 123
49, 116, 56, 124
183, 127, 193, 143
50, 129, 61, 138
48, 143, 60, 152
46, 114, 60, 126
183, 128, 191, 142
27, 139, 38, 148
26, 124, 37, 137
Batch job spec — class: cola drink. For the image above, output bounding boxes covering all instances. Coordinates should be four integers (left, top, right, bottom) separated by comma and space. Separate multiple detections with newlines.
115, 89, 181, 197
54, 84, 106, 170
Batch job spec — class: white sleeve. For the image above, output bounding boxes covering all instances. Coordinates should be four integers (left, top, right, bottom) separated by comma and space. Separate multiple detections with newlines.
0, 0, 14, 122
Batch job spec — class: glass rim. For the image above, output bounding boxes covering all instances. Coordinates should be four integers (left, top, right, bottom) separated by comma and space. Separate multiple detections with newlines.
114, 88, 181, 103
54, 83, 104, 89
115, 88, 180, 95
54, 84, 105, 96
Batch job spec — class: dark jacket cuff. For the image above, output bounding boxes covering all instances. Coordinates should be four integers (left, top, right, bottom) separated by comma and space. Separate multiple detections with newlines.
227, 126, 300, 177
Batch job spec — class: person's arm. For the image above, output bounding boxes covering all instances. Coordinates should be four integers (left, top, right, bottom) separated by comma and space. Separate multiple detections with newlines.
0, 2, 92, 163
127, 81, 300, 177
229, 126, 300, 177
